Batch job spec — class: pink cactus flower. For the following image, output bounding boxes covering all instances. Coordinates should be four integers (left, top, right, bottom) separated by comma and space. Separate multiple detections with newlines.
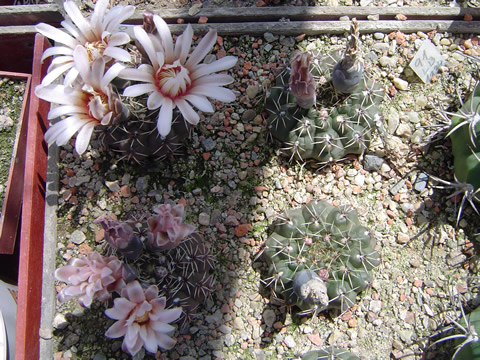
147, 203, 195, 251
94, 216, 143, 260
105, 280, 182, 356
289, 52, 317, 109
54, 251, 126, 308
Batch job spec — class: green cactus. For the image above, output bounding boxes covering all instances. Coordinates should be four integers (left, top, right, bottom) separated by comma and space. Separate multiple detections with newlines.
262, 200, 380, 314
453, 304, 480, 359
448, 82, 480, 193
434, 81, 480, 224
302, 347, 361, 360
265, 58, 383, 164
265, 18, 384, 164
98, 106, 191, 164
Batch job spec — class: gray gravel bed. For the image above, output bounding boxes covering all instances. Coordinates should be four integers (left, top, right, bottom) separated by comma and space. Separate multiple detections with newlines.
42, 29, 480, 360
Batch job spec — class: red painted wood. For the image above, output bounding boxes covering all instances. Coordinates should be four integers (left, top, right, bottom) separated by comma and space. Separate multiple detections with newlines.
15, 33, 51, 360
0, 71, 31, 254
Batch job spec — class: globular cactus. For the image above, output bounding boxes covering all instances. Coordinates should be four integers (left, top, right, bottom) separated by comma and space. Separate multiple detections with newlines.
447, 82, 480, 199
154, 232, 215, 326
97, 106, 192, 164
435, 80, 480, 224
265, 20, 384, 164
262, 200, 380, 314
453, 304, 480, 359
302, 347, 360, 360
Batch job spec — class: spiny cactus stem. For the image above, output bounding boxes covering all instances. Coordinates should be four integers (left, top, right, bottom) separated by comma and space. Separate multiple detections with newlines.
429, 174, 480, 226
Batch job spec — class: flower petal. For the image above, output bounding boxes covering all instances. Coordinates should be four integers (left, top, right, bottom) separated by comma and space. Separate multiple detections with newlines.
104, 320, 128, 338
150, 321, 175, 333
139, 325, 158, 354
104, 5, 135, 33
147, 91, 164, 110
73, 46, 91, 83
154, 307, 182, 324
35, 84, 82, 105
75, 121, 95, 155
48, 105, 85, 120
35, 23, 77, 48
157, 99, 173, 136
184, 94, 214, 113
40, 62, 73, 86
123, 83, 156, 97
119, 68, 154, 83
107, 32, 131, 47
155, 332, 177, 350
185, 28, 217, 68
134, 26, 158, 68
191, 56, 238, 79
194, 73, 234, 86
41, 46, 73, 62
44, 116, 85, 146
60, 19, 81, 40
125, 281, 146, 303
105, 298, 136, 320
63, 66, 80, 87
176, 99, 200, 126
191, 86, 236, 103
152, 15, 174, 62
90, 0, 109, 37
64, 0, 96, 42
103, 46, 131, 63
102, 62, 125, 89
175, 24, 193, 64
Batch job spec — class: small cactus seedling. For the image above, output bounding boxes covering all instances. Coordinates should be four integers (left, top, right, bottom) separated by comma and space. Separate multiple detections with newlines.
264, 20, 384, 165
262, 200, 380, 315
302, 347, 360, 360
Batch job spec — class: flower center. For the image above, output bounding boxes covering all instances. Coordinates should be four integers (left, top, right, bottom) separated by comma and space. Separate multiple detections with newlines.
85, 89, 110, 122
154, 60, 191, 100
85, 41, 106, 62
134, 312, 150, 325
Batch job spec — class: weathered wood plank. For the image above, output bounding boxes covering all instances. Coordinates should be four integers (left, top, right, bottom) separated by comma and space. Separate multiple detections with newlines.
147, 20, 480, 35
0, 4, 62, 26
127, 6, 480, 24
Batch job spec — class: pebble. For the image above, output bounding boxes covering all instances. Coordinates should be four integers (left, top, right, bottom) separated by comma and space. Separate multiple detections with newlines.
52, 313, 68, 330
363, 154, 385, 171
397, 233, 410, 244
246, 85, 259, 99
135, 177, 148, 191
414, 173, 429, 192
395, 123, 412, 137
70, 230, 86, 245
198, 212, 211, 226
264, 32, 276, 42
392, 78, 409, 90
202, 138, 217, 152
105, 180, 120, 193
284, 335, 296, 348
446, 250, 467, 267
263, 309, 276, 327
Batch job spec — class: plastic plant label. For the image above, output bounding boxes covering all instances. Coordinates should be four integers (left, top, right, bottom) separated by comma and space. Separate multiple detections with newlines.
409, 40, 445, 83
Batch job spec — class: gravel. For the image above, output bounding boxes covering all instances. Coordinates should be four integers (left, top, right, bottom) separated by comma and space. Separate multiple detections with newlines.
43, 5, 480, 360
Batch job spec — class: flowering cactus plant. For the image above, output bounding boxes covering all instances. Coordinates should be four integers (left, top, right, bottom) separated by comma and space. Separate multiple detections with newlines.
54, 202, 212, 355
105, 280, 182, 356
54, 251, 127, 308
35, 0, 237, 161
146, 203, 196, 251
